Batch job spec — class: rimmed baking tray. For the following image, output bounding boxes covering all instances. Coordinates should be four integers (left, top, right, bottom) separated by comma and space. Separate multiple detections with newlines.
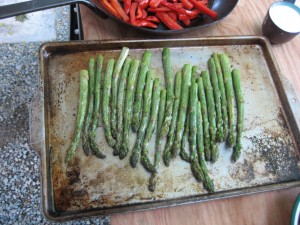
31, 36, 300, 221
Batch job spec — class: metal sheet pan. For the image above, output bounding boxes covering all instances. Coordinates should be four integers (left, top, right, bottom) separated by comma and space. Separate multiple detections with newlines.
32, 36, 300, 221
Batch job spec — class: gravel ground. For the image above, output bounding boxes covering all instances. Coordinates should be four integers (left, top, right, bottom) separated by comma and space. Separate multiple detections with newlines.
0, 7, 111, 225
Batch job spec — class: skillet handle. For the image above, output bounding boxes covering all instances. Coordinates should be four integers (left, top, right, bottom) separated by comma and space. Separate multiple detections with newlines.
0, 0, 107, 20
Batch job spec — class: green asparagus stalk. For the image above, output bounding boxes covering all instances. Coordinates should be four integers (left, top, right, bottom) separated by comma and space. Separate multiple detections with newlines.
90, 55, 106, 158
189, 82, 204, 182
141, 78, 161, 172
213, 53, 228, 139
119, 59, 140, 159
130, 70, 154, 167
172, 64, 192, 157
132, 50, 152, 132
65, 70, 89, 163
115, 58, 131, 153
159, 48, 174, 140
208, 58, 224, 142
219, 53, 236, 146
111, 47, 130, 139
197, 101, 215, 193
201, 71, 218, 162
82, 58, 95, 156
149, 89, 166, 192
232, 69, 244, 162
163, 71, 182, 167
197, 77, 211, 161
180, 114, 190, 163
102, 59, 116, 149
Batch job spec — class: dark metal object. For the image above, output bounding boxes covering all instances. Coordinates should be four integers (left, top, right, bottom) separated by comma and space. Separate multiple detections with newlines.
0, 0, 238, 34
262, 1, 300, 44
70, 4, 84, 40
33, 36, 300, 221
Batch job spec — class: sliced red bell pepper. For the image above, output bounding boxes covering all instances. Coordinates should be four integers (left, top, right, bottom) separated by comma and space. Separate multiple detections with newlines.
145, 16, 160, 23
141, 8, 148, 19
149, 0, 164, 8
134, 19, 158, 28
111, 0, 130, 22
99, 0, 121, 19
181, 0, 193, 10
130, 2, 138, 24
161, 2, 193, 16
178, 13, 188, 21
167, 11, 177, 21
124, 0, 131, 15
171, 0, 178, 3
182, 18, 191, 26
136, 5, 143, 19
156, 12, 183, 30
189, 0, 217, 19
139, 0, 150, 9
188, 9, 200, 19
148, 6, 171, 12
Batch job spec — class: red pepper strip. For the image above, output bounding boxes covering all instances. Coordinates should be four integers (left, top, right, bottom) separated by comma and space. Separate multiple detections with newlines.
178, 13, 188, 21
139, 0, 149, 9
149, 0, 164, 8
188, 9, 200, 19
130, 2, 138, 24
200, 0, 208, 5
189, 0, 217, 18
171, 0, 178, 3
111, 0, 130, 22
181, 0, 193, 10
174, 3, 183, 7
124, 0, 131, 15
145, 16, 160, 23
141, 8, 147, 19
148, 7, 171, 12
99, 0, 121, 19
161, 2, 193, 16
182, 18, 191, 26
134, 19, 158, 28
167, 11, 177, 21
156, 12, 183, 30
136, 5, 143, 19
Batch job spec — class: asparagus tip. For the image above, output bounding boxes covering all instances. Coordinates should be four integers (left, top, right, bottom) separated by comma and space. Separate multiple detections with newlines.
130, 149, 140, 168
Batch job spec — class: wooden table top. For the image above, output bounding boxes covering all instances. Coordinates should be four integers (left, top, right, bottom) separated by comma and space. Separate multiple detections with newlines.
80, 0, 300, 224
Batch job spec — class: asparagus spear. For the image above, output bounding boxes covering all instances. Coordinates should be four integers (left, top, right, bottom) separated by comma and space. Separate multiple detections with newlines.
172, 64, 192, 157
82, 58, 95, 156
219, 53, 236, 146
189, 82, 204, 182
90, 55, 106, 158
130, 70, 154, 167
201, 71, 218, 162
180, 114, 190, 163
102, 59, 116, 149
232, 69, 244, 162
208, 58, 224, 142
119, 59, 140, 159
111, 47, 130, 139
132, 50, 152, 132
115, 58, 131, 153
141, 78, 161, 172
65, 70, 89, 163
163, 71, 182, 167
213, 53, 228, 139
197, 77, 211, 161
197, 101, 215, 193
159, 48, 174, 140
149, 89, 166, 192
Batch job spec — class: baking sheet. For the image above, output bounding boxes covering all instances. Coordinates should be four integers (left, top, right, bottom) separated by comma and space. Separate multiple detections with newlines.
35, 36, 300, 221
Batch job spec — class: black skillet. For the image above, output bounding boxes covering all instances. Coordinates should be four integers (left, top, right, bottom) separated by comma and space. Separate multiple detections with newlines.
0, 0, 238, 34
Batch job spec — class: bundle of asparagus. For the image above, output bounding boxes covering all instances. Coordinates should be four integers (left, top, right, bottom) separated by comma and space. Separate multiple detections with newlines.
64, 47, 245, 193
